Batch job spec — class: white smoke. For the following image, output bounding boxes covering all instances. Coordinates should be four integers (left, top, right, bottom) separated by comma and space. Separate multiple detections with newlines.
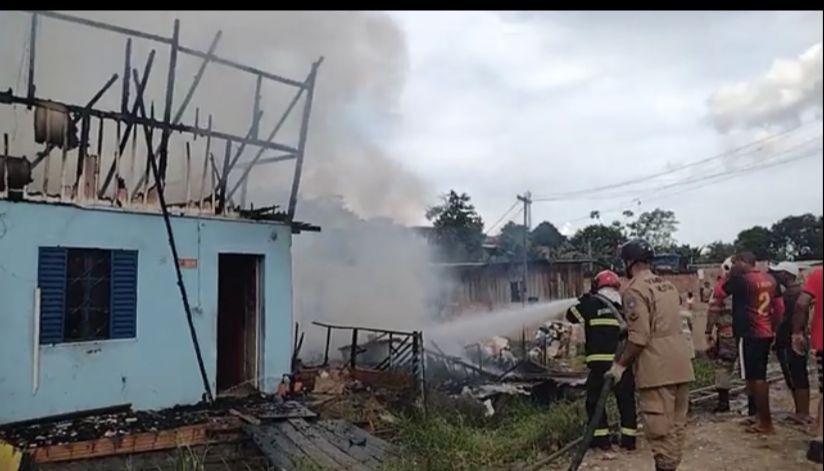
426, 299, 576, 357
293, 196, 441, 354
708, 42, 823, 134
0, 10, 429, 222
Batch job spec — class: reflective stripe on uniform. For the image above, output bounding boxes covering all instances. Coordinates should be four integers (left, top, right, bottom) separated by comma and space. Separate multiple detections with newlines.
621, 427, 637, 436
586, 353, 615, 362
597, 308, 614, 315
589, 318, 620, 327
570, 306, 585, 323
593, 429, 610, 437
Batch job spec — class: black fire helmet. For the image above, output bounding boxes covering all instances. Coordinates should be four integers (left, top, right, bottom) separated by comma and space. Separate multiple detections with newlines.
620, 239, 654, 268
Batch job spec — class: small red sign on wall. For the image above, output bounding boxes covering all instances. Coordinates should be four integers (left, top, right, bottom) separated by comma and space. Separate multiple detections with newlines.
178, 258, 198, 269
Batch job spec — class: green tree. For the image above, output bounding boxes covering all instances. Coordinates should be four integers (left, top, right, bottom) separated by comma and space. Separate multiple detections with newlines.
701, 241, 736, 263
734, 226, 775, 260
570, 224, 627, 269
497, 221, 530, 260
770, 214, 823, 261
531, 221, 566, 250
671, 244, 701, 264
552, 240, 589, 260
426, 190, 485, 262
627, 208, 679, 250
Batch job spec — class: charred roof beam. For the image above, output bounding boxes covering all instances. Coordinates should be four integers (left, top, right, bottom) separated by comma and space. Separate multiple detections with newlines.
27, 10, 305, 89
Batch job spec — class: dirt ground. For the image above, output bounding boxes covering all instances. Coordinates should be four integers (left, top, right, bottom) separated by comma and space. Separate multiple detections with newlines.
565, 381, 821, 471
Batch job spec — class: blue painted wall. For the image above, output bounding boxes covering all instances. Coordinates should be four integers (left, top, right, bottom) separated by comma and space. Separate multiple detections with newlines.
0, 200, 294, 424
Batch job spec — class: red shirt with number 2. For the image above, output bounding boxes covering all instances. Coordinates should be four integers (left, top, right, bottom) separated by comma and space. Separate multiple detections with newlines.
721, 270, 781, 339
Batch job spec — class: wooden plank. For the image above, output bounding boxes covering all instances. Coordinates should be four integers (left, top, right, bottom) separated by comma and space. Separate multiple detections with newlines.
307, 420, 384, 468
335, 420, 395, 457
256, 400, 317, 421
230, 408, 262, 425
287, 419, 368, 471
316, 420, 395, 461
274, 420, 341, 469
244, 423, 298, 471
256, 411, 317, 420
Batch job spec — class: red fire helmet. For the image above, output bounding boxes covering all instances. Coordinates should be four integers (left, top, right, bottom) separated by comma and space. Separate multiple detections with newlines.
593, 270, 622, 290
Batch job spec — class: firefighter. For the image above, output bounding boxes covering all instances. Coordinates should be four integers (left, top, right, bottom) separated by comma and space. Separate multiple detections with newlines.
566, 270, 637, 451
607, 239, 694, 471
705, 257, 739, 413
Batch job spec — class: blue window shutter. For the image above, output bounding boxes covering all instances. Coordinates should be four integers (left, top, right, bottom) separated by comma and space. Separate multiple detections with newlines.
38, 247, 67, 344
110, 250, 138, 339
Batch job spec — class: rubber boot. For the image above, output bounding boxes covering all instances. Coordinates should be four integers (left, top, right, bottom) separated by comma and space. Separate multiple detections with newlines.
714, 389, 730, 413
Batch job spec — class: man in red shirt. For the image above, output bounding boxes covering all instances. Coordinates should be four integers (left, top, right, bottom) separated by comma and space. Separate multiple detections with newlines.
792, 267, 823, 464
718, 252, 783, 434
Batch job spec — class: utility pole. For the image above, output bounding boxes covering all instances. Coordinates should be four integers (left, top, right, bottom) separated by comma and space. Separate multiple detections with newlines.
517, 191, 532, 307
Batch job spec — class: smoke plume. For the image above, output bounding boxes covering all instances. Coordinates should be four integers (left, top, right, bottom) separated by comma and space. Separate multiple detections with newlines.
707, 42, 823, 134
0, 10, 429, 222
293, 196, 440, 354
0, 11, 441, 354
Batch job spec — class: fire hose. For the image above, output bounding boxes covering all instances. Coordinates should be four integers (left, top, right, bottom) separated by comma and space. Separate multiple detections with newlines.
566, 339, 625, 471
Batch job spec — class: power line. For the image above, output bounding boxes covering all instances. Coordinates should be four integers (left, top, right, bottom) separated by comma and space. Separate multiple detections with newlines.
484, 200, 520, 235
534, 124, 813, 201
646, 141, 820, 195
558, 144, 821, 226
532, 121, 818, 202
545, 134, 822, 202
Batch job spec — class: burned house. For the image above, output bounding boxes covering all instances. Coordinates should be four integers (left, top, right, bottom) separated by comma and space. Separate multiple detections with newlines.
0, 12, 322, 425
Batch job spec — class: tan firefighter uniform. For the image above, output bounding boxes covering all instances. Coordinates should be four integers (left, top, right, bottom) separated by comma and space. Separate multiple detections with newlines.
623, 269, 695, 471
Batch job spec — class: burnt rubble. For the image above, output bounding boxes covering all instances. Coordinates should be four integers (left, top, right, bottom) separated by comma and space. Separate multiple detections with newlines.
0, 393, 305, 449
426, 343, 588, 409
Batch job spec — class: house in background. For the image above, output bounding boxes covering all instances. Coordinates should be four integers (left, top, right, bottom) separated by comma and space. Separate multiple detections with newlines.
0, 12, 321, 425
433, 259, 592, 318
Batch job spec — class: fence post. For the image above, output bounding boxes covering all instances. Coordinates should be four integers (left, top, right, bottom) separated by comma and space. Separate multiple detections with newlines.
419, 331, 427, 413
412, 332, 420, 397
350, 328, 359, 369
388, 333, 394, 369
323, 326, 331, 367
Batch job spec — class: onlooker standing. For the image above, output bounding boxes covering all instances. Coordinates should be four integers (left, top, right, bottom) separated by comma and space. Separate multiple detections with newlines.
792, 267, 823, 464
717, 252, 783, 434
769, 262, 811, 425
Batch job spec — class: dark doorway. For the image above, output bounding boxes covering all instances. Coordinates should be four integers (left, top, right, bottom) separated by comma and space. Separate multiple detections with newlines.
217, 254, 261, 394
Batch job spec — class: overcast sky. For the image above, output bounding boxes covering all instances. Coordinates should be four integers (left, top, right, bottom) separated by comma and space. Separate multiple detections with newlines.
385, 11, 823, 246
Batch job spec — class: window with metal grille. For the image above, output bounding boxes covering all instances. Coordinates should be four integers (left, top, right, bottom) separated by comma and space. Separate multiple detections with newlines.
38, 247, 138, 344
